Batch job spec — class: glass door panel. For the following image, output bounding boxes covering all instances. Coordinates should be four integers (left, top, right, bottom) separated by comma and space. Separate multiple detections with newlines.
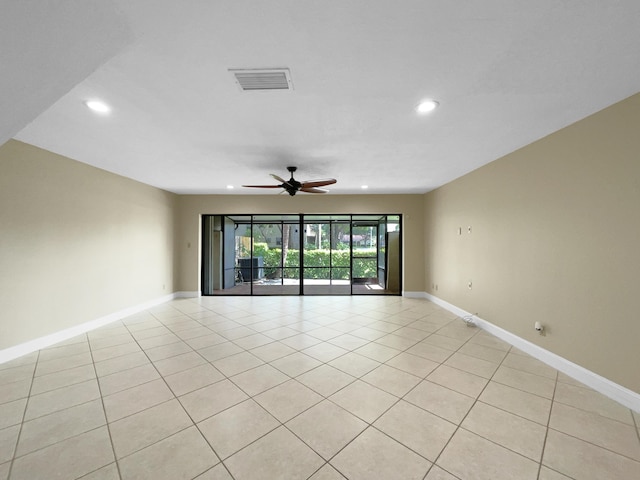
252, 222, 300, 295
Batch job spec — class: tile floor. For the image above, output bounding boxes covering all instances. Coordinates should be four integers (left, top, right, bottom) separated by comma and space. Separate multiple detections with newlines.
1, 296, 639, 480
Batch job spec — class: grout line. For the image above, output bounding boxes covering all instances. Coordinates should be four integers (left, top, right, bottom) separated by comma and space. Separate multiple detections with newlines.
87, 333, 124, 480
6, 349, 40, 480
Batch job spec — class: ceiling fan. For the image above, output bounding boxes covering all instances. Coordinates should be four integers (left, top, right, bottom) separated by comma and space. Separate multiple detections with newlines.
242, 166, 337, 196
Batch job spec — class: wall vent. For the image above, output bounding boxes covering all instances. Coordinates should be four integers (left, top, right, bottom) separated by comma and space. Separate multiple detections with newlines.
229, 68, 293, 91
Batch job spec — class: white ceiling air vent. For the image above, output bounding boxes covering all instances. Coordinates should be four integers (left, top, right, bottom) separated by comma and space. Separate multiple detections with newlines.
229, 68, 293, 91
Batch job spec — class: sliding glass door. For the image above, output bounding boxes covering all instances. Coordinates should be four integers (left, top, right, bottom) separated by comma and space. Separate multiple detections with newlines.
201, 214, 401, 296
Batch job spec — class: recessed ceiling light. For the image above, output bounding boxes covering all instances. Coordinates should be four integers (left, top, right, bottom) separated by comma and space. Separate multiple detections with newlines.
226, 185, 234, 189
85, 100, 110, 114
415, 99, 439, 114
361, 185, 369, 189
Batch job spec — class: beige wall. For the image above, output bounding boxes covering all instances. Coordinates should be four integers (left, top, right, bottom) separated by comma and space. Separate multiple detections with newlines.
175, 194, 425, 293
424, 93, 640, 393
0, 140, 177, 349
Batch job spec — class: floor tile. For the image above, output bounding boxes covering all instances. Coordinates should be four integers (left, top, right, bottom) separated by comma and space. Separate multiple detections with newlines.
34, 351, 93, 377
232, 333, 274, 350
152, 351, 206, 377
194, 463, 234, 479
103, 378, 174, 422
279, 333, 323, 350
556, 371, 585, 387
286, 400, 367, 460
0, 425, 20, 464
424, 465, 460, 480
331, 427, 431, 480
297, 365, 355, 397
308, 464, 347, 479
77, 462, 120, 479
478, 381, 551, 425
16, 399, 105, 456
198, 342, 243, 362
444, 352, 499, 379
437, 428, 539, 480
94, 351, 150, 377
427, 364, 489, 398
98, 363, 159, 396
0, 398, 26, 429
457, 342, 508, 364
421, 334, 466, 351
0, 379, 31, 404
330, 380, 397, 423
185, 333, 228, 350
328, 352, 381, 378
91, 342, 142, 363
554, 381, 634, 425
89, 333, 136, 351
129, 325, 172, 341
467, 331, 511, 351
361, 364, 421, 397
5, 297, 639, 480
109, 399, 193, 458
501, 352, 557, 379
270, 352, 322, 377
406, 342, 454, 363
537, 466, 573, 480
213, 351, 264, 376
254, 379, 323, 422
385, 352, 439, 377
349, 327, 387, 341
392, 326, 431, 341
249, 342, 297, 362
230, 364, 289, 396
38, 342, 90, 362
225, 426, 324, 480
374, 400, 456, 461
328, 334, 370, 351
198, 399, 279, 459
374, 333, 420, 350
543, 428, 640, 479
175, 326, 216, 340
179, 379, 248, 422
118, 426, 218, 480
164, 363, 224, 396
404, 380, 475, 424
30, 363, 96, 395
218, 326, 255, 341
302, 343, 349, 363
353, 343, 401, 362
10, 426, 114, 480
492, 365, 556, 399
461, 402, 546, 461
262, 326, 301, 340
549, 402, 640, 460
143, 341, 192, 362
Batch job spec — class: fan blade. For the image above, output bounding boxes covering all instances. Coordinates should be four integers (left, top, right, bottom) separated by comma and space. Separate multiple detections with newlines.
270, 174, 287, 183
242, 184, 283, 188
300, 187, 328, 194
300, 178, 337, 188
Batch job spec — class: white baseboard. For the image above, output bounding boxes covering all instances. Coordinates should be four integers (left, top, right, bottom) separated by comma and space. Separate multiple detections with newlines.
425, 293, 640, 412
403, 291, 428, 299
173, 291, 201, 298
0, 292, 187, 365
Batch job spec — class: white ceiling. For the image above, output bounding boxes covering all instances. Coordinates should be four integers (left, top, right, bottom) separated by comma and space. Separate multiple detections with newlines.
4, 1, 640, 194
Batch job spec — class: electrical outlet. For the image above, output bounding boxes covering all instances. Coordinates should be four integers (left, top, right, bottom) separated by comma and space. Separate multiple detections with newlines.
468, 280, 472, 290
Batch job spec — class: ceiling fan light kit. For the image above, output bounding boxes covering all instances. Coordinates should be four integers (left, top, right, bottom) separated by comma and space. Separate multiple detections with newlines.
243, 166, 337, 196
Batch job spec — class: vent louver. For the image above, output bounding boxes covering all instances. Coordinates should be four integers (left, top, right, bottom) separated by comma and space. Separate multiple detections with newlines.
229, 68, 293, 91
